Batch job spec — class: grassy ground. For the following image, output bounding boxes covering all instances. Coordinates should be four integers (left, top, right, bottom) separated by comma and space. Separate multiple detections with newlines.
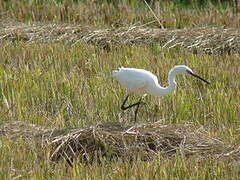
1, 0, 240, 179
0, 0, 239, 28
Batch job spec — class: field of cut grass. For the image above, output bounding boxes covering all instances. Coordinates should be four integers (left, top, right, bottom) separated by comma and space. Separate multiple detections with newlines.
1, 0, 240, 179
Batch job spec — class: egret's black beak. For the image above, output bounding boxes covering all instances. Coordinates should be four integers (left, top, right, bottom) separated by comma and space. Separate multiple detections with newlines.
186, 70, 210, 84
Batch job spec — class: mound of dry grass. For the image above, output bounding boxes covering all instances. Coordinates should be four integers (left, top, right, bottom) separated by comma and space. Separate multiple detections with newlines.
1, 21, 240, 55
1, 121, 239, 166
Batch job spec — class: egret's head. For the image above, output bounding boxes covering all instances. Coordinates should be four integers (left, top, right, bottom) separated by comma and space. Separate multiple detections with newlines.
173, 65, 210, 84
173, 65, 193, 75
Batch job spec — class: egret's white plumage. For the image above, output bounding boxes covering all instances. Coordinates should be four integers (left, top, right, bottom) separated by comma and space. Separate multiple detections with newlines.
113, 65, 206, 96
113, 65, 209, 121
113, 67, 156, 95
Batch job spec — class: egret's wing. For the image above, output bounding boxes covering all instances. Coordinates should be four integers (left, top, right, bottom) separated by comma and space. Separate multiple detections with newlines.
113, 67, 148, 93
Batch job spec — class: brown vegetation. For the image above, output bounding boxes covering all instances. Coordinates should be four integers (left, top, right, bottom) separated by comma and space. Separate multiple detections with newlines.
1, 120, 239, 166
1, 21, 240, 55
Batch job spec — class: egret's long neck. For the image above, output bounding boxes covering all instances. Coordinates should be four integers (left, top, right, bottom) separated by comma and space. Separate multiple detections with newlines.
148, 69, 177, 96
149, 69, 177, 97
165, 70, 177, 94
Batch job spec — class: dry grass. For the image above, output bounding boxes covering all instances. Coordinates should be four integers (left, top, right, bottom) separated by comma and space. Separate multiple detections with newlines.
1, 21, 240, 55
1, 1, 240, 178
1, 120, 239, 166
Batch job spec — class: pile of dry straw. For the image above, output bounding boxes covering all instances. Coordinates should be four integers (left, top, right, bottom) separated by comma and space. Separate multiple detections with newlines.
1, 120, 240, 165
1, 21, 240, 55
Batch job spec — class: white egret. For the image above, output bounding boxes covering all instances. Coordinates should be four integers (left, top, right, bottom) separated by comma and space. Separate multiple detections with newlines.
112, 65, 209, 121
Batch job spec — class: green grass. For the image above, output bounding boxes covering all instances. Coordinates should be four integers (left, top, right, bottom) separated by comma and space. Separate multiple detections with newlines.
1, 42, 240, 178
1, 43, 239, 127
1, 0, 240, 179
0, 0, 239, 28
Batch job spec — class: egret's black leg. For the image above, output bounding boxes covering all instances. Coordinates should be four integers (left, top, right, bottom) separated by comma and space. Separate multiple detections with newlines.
121, 95, 129, 110
121, 95, 142, 111
121, 95, 144, 121
134, 101, 141, 122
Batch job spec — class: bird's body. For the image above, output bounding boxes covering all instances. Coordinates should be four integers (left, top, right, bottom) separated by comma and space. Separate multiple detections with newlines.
113, 65, 209, 121
112, 67, 161, 96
